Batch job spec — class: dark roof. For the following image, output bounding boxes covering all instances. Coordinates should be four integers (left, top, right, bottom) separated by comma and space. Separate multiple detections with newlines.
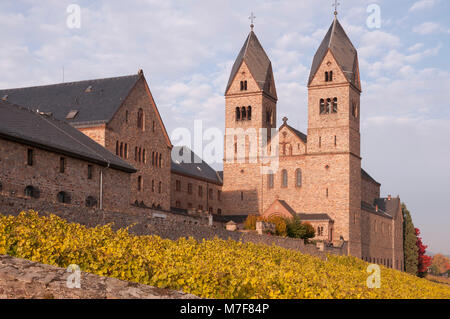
0, 74, 140, 126
361, 201, 394, 219
297, 213, 333, 221
361, 168, 380, 185
278, 200, 298, 216
0, 100, 136, 173
280, 123, 307, 143
374, 197, 401, 219
171, 146, 223, 185
225, 31, 276, 98
308, 17, 359, 88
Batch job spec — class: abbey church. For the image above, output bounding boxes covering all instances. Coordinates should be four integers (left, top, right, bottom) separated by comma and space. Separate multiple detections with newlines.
0, 15, 403, 269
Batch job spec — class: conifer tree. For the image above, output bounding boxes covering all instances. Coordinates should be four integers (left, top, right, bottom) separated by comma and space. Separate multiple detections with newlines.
402, 203, 418, 275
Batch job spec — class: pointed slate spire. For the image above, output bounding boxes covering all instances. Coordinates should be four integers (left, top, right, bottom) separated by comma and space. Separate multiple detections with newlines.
225, 31, 275, 97
308, 17, 359, 89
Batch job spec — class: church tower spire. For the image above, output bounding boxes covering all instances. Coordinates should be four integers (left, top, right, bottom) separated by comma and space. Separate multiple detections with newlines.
305, 16, 362, 257
222, 26, 277, 215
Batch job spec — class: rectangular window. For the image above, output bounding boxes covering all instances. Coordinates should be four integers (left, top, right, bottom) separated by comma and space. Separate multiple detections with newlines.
209, 188, 213, 200
87, 165, 93, 179
176, 180, 181, 192
198, 186, 203, 198
138, 176, 142, 191
188, 183, 193, 195
27, 149, 33, 166
60, 157, 65, 173
217, 190, 221, 201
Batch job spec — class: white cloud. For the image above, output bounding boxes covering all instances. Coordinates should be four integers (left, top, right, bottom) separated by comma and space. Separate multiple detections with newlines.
413, 22, 442, 35
409, 0, 437, 12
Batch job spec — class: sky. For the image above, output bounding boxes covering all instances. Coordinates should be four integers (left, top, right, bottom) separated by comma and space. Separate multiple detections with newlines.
0, 0, 449, 254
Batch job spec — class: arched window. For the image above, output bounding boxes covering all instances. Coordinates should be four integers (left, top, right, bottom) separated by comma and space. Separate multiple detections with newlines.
325, 71, 329, 82
155, 152, 158, 167
116, 141, 119, 155
240, 81, 248, 91
329, 71, 333, 81
235, 107, 240, 121
57, 191, 71, 204
296, 169, 302, 187
119, 142, 123, 157
282, 169, 288, 188
85, 196, 97, 208
268, 173, 274, 189
124, 144, 128, 159
138, 148, 142, 162
159, 153, 162, 168
152, 151, 155, 166
142, 149, 146, 163
247, 106, 252, 120
326, 98, 331, 114
320, 99, 325, 114
24, 185, 39, 198
158, 181, 162, 193
332, 98, 338, 113
241, 107, 246, 120
137, 108, 144, 130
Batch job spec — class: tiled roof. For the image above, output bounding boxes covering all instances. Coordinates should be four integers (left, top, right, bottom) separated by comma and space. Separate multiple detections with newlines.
171, 146, 223, 185
0, 100, 136, 173
280, 123, 307, 143
308, 17, 359, 88
297, 213, 333, 221
225, 31, 276, 98
361, 200, 395, 219
0, 74, 140, 126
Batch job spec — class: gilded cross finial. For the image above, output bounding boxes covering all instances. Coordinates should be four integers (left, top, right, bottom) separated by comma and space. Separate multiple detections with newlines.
249, 12, 256, 31
333, 0, 340, 16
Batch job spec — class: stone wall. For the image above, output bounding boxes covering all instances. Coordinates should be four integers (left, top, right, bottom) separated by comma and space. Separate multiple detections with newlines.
0, 138, 131, 212
0, 194, 345, 259
0, 255, 197, 299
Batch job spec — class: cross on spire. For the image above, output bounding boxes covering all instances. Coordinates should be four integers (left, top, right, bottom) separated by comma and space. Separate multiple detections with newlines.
333, 0, 340, 16
249, 12, 256, 31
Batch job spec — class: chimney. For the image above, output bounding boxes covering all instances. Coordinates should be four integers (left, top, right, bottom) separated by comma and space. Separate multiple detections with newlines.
388, 195, 392, 200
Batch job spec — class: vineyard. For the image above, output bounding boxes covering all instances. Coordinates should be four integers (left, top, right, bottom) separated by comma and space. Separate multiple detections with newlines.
1, 211, 449, 299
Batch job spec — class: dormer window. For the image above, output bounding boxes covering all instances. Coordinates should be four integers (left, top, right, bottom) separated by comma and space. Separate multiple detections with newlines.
240, 80, 248, 91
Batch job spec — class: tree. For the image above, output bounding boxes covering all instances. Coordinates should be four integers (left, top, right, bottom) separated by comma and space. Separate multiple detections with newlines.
402, 203, 418, 275
285, 216, 315, 241
431, 254, 450, 275
415, 228, 432, 278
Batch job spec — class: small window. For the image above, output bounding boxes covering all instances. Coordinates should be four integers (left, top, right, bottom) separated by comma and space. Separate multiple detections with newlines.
325, 71, 329, 82
247, 106, 252, 120
152, 121, 155, 132
332, 98, 338, 113
268, 173, 274, 189
87, 165, 93, 179
143, 149, 146, 163
24, 185, 39, 198
329, 71, 333, 81
198, 186, 203, 197
135, 147, 138, 161
139, 148, 142, 163
217, 190, 221, 201
240, 80, 248, 91
334, 136, 337, 146
27, 149, 33, 166
137, 108, 145, 130
138, 176, 142, 191
116, 141, 119, 155
282, 169, 288, 188
326, 98, 331, 113
59, 157, 65, 173
124, 144, 128, 159
319, 136, 322, 148
152, 180, 155, 192
296, 169, 302, 187
241, 107, 246, 120
240, 192, 244, 201
125, 110, 129, 123
176, 180, 181, 192
320, 99, 325, 114
57, 191, 71, 204
159, 153, 162, 168
235, 107, 240, 121
120, 143, 123, 157
352, 102, 358, 118
85, 196, 97, 208
209, 188, 213, 200
158, 181, 162, 194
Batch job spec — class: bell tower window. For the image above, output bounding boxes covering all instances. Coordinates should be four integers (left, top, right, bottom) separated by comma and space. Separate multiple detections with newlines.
241, 107, 247, 120
240, 80, 247, 91
332, 98, 338, 113
247, 106, 252, 120
320, 99, 325, 114
325, 71, 333, 82
235, 107, 241, 121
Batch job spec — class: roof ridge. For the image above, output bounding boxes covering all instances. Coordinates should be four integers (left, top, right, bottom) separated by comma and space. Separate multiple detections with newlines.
0, 74, 139, 91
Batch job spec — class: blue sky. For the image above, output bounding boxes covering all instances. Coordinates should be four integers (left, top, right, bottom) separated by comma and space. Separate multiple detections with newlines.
0, 0, 449, 254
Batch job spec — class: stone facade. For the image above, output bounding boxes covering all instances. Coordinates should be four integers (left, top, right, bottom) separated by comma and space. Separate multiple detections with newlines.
74, 75, 172, 210
171, 172, 223, 214
0, 138, 131, 212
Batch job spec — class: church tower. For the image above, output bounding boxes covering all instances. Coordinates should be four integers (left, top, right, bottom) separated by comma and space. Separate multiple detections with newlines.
305, 15, 362, 256
222, 26, 277, 215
